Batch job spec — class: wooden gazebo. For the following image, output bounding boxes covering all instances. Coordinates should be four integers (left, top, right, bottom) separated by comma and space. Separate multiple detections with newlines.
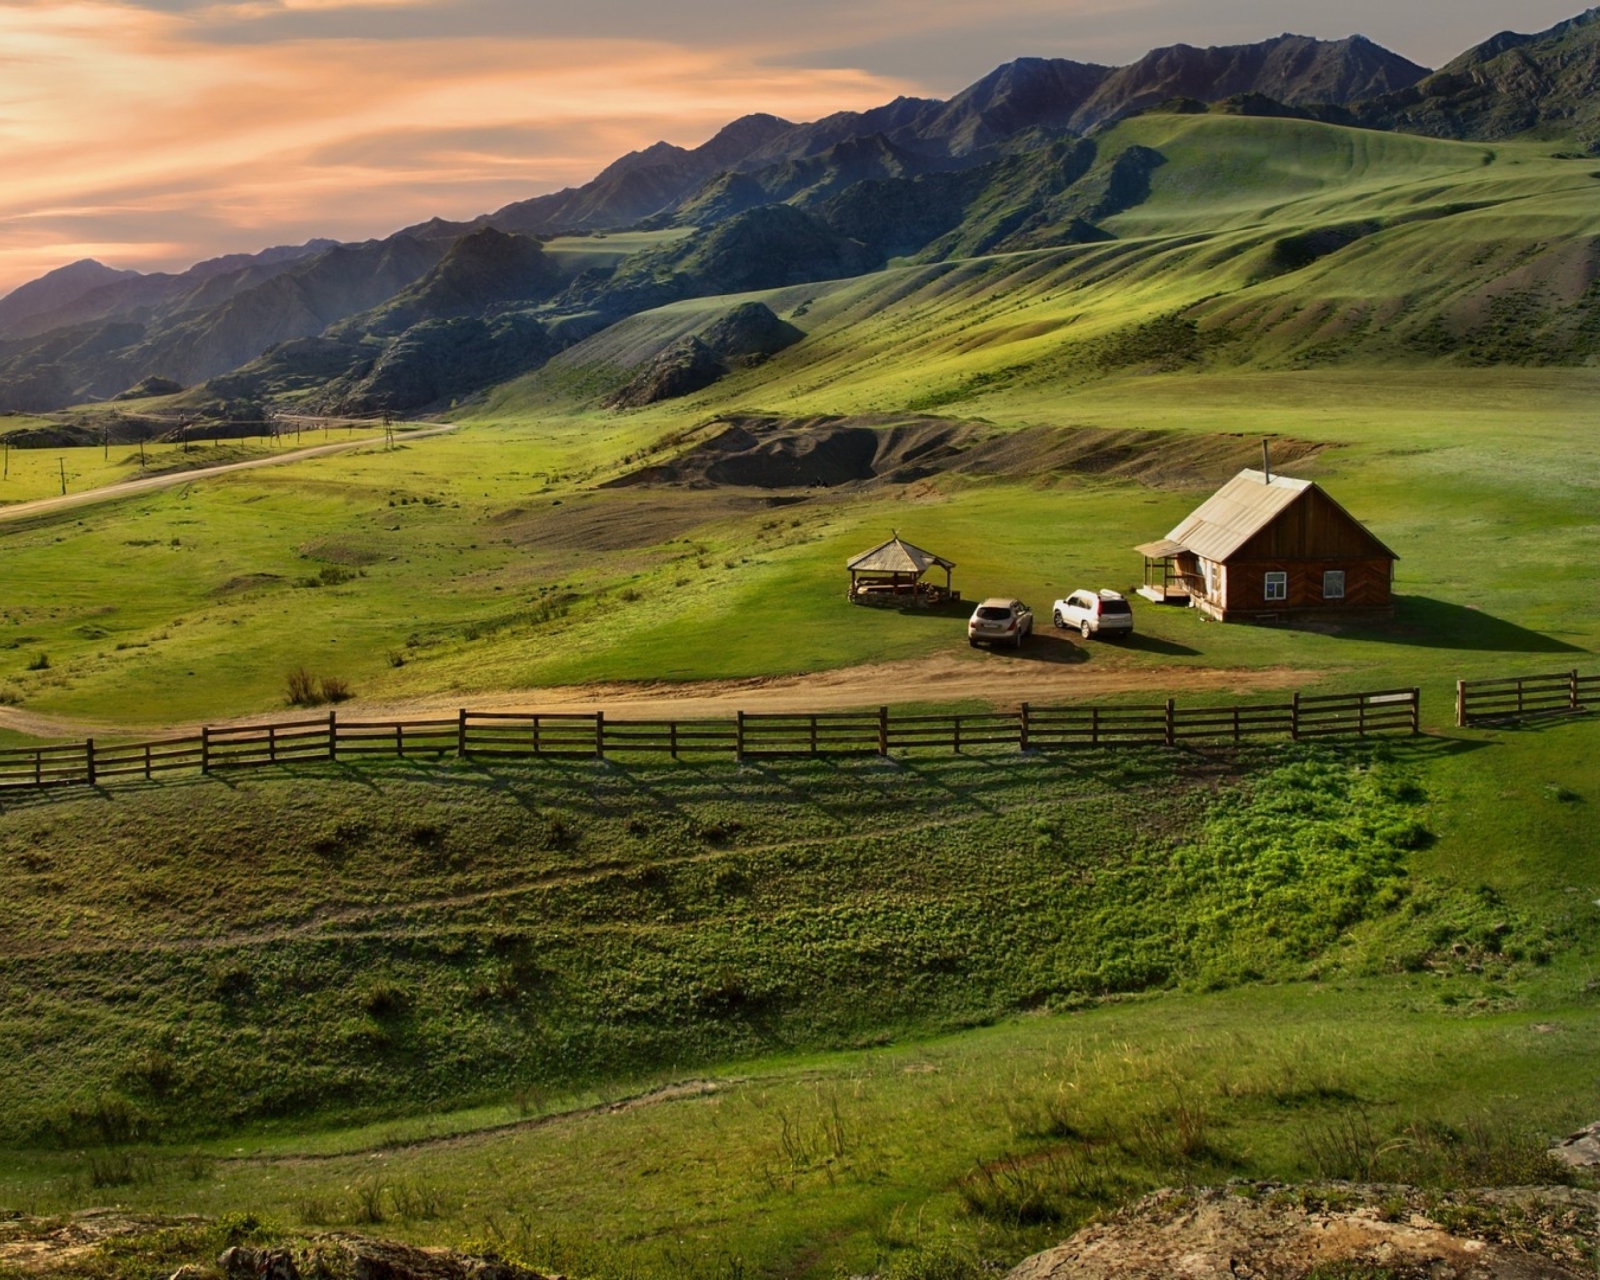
846, 535, 956, 604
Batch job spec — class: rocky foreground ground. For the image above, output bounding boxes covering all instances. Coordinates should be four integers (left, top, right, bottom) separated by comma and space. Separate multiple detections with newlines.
1007, 1183, 1600, 1280
3, 1179, 1596, 1279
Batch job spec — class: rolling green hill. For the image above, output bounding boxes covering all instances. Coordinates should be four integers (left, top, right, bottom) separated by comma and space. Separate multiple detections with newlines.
3, 18, 1600, 1280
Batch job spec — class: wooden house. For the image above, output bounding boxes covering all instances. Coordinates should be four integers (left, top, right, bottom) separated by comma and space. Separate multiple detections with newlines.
1136, 469, 1396, 622
847, 535, 956, 603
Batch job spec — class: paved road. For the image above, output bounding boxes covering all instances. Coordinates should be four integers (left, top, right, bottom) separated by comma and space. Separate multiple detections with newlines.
0, 423, 457, 525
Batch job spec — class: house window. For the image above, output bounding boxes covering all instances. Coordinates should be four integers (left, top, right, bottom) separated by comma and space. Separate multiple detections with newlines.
1203, 560, 1221, 599
1323, 570, 1346, 600
1264, 571, 1287, 602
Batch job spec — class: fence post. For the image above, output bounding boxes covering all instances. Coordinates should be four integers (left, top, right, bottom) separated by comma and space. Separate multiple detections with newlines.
329, 710, 337, 761
1456, 680, 1466, 728
670, 721, 678, 761
1411, 688, 1421, 736
877, 705, 888, 757
810, 715, 818, 755
1164, 698, 1175, 748
735, 710, 745, 762
85, 738, 95, 786
269, 724, 277, 764
457, 708, 467, 757
1516, 677, 1525, 718
1572, 669, 1581, 713
954, 715, 962, 753
1020, 702, 1030, 753
1357, 695, 1368, 738
595, 711, 605, 761
395, 722, 404, 759
201, 725, 211, 773
144, 743, 152, 781
1291, 693, 1301, 742
1091, 706, 1100, 746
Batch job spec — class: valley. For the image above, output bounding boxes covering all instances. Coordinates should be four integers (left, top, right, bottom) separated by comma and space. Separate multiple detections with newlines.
0, 9, 1598, 1280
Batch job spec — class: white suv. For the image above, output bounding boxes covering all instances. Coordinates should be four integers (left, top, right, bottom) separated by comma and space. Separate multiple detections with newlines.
968, 598, 1034, 648
1053, 589, 1134, 640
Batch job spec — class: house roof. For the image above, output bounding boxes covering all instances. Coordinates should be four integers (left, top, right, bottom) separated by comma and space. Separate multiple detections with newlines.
847, 535, 954, 575
1163, 469, 1313, 563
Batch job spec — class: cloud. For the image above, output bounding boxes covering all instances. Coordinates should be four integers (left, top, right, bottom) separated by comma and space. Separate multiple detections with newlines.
0, 0, 1589, 293
0, 0, 923, 291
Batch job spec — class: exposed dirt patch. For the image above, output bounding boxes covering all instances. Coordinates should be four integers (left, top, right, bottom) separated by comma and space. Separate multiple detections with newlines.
296, 537, 383, 566
0, 655, 1322, 743
0, 1211, 207, 1274
0, 1213, 553, 1278
213, 573, 283, 596
490, 489, 800, 553
606, 415, 1326, 492
1008, 1183, 1600, 1280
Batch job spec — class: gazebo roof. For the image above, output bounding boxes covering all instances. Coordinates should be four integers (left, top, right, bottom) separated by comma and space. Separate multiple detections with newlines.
846, 535, 954, 575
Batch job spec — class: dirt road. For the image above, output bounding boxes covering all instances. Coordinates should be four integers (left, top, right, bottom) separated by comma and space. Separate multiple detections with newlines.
0, 646, 1321, 741
0, 423, 457, 525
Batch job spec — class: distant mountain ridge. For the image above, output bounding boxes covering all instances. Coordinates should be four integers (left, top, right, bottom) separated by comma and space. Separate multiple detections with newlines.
1354, 7, 1600, 147
447, 33, 1428, 240
0, 259, 139, 335
0, 12, 1595, 415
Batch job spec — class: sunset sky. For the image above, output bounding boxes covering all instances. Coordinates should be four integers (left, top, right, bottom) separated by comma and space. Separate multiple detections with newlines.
0, 0, 1584, 294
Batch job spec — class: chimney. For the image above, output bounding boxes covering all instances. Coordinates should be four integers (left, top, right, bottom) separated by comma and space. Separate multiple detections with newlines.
1261, 439, 1271, 484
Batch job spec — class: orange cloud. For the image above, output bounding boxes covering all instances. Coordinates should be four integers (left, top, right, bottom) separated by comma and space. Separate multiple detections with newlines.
0, 1, 925, 292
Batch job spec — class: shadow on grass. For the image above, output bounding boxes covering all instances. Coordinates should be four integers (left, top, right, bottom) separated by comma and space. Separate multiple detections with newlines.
1348, 597, 1590, 654
971, 630, 1089, 665
1116, 631, 1202, 657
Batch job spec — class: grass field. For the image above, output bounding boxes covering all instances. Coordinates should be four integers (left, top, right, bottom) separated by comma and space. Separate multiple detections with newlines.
1, 368, 1594, 728
0, 716, 1596, 1277
1, 110, 1598, 1280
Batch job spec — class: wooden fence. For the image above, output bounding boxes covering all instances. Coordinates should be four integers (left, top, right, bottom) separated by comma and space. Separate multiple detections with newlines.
0, 688, 1420, 793
1456, 669, 1597, 727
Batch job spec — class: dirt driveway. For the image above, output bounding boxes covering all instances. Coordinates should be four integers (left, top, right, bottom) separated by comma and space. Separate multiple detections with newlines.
0, 640, 1320, 740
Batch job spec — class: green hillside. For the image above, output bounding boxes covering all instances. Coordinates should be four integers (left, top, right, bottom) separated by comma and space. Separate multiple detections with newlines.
504, 115, 1597, 420
2, 96, 1600, 1280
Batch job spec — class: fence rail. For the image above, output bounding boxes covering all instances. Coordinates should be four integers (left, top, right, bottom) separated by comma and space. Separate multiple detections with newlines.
1456, 670, 1597, 727
0, 685, 1426, 792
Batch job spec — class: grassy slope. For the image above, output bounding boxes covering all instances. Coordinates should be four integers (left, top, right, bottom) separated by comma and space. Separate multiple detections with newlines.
0, 720, 1595, 1278
2, 115, 1597, 725
1, 112, 1599, 1280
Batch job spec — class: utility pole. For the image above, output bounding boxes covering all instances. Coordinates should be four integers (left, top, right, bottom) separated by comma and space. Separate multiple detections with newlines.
58, 457, 66, 495
139, 438, 146, 469
3, 438, 8, 480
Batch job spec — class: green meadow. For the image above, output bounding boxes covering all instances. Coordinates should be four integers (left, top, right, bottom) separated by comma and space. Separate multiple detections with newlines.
2, 367, 1595, 726
1, 111, 1598, 1278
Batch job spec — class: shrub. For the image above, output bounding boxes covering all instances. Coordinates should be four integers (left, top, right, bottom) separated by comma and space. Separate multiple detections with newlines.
319, 675, 353, 704
25, 652, 48, 671
286, 667, 321, 706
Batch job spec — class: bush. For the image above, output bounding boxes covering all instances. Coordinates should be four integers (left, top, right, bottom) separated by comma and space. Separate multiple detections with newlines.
286, 669, 353, 706
286, 667, 320, 706
25, 652, 48, 671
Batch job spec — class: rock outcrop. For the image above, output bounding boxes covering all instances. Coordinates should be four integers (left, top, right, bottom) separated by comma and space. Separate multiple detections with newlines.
1007, 1184, 1600, 1280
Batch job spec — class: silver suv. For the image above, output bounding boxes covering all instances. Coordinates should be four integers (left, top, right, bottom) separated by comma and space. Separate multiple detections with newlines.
1053, 589, 1134, 640
968, 598, 1034, 648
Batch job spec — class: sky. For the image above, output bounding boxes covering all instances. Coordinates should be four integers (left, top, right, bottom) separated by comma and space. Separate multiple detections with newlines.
0, 0, 1586, 294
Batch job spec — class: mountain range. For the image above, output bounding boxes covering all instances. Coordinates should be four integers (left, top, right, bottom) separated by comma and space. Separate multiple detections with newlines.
0, 10, 1595, 417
